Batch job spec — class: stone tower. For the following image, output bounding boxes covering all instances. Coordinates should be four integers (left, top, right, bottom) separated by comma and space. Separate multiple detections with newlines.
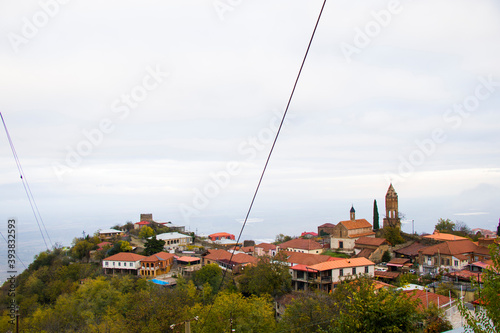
383, 184, 401, 229
350, 205, 356, 221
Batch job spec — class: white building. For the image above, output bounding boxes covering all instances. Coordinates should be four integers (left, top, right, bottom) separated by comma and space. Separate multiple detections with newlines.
156, 232, 192, 250
102, 252, 146, 275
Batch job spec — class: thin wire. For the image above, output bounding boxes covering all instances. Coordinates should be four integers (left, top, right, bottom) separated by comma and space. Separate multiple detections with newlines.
199, 0, 328, 329
1, 112, 52, 250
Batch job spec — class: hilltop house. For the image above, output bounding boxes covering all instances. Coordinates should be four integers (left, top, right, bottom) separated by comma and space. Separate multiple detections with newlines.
290, 257, 375, 293
140, 252, 175, 277
353, 237, 389, 263
202, 249, 257, 274
330, 206, 375, 254
208, 232, 235, 242
277, 238, 324, 254
103, 253, 146, 275
418, 239, 490, 275
254, 243, 277, 257
156, 232, 192, 251
99, 229, 123, 241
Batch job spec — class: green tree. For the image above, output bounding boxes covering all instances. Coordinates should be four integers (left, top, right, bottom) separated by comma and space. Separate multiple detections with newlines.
191, 292, 276, 333
328, 277, 423, 333
459, 242, 500, 332
435, 218, 455, 233
373, 199, 380, 231
193, 264, 223, 294
71, 238, 96, 261
139, 226, 155, 239
384, 226, 405, 245
422, 304, 453, 333
278, 292, 335, 333
274, 233, 293, 244
237, 255, 291, 298
382, 250, 391, 263
143, 235, 166, 256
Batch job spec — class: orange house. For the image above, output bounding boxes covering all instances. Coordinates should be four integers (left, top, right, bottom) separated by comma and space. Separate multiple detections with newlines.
208, 232, 235, 241
140, 252, 175, 277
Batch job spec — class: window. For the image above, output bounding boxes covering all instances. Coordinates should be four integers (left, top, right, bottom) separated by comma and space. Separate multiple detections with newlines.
118, 262, 121, 267
454, 260, 459, 267
129, 262, 133, 267
365, 266, 369, 274
446, 259, 450, 266
339, 269, 344, 276
105, 262, 108, 266
353, 267, 356, 275
339, 241, 344, 249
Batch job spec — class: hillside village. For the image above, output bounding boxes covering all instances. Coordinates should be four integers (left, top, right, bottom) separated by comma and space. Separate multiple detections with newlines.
1, 184, 499, 332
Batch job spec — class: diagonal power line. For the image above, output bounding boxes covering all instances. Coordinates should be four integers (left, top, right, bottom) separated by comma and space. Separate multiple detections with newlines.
200, 0, 328, 329
1, 112, 53, 250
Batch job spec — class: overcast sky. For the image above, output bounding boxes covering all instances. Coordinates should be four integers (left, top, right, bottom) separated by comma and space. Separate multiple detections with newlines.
1, 0, 500, 267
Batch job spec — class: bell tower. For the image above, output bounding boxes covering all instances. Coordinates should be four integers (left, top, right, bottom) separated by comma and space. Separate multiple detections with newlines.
350, 205, 356, 221
383, 184, 400, 229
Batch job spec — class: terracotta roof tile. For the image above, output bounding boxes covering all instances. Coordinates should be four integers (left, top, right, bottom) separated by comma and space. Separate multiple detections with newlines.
282, 251, 340, 266
374, 271, 400, 279
279, 238, 323, 251
104, 252, 146, 262
393, 242, 427, 257
308, 257, 375, 271
339, 219, 372, 230
403, 290, 455, 310
355, 237, 387, 246
355, 248, 374, 259
203, 249, 233, 261
423, 231, 467, 241
419, 239, 489, 257
255, 243, 277, 251
141, 252, 175, 262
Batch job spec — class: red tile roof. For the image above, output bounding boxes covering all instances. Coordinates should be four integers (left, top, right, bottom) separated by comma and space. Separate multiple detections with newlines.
355, 237, 387, 246
403, 290, 455, 310
282, 251, 341, 266
388, 258, 410, 266
141, 252, 175, 262
279, 238, 323, 251
203, 249, 232, 261
255, 243, 277, 251
393, 241, 427, 257
423, 231, 467, 241
307, 257, 375, 272
177, 256, 201, 263
355, 248, 374, 259
374, 271, 400, 279
135, 221, 151, 225
240, 246, 254, 253
104, 252, 146, 262
230, 253, 258, 264
338, 219, 372, 230
419, 239, 490, 257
